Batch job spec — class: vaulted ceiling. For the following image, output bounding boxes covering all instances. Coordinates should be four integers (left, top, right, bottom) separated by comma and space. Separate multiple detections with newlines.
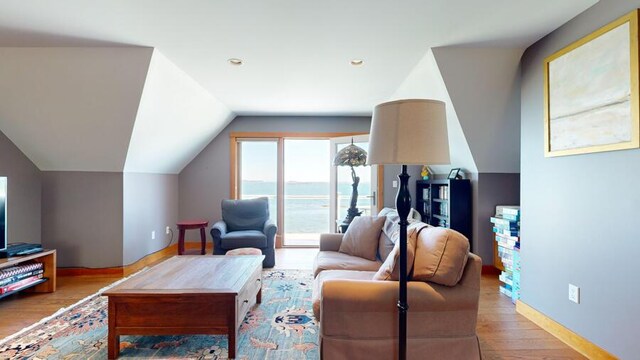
0, 0, 598, 173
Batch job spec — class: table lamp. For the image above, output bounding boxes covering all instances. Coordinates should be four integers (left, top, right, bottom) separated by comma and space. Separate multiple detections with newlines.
333, 139, 367, 228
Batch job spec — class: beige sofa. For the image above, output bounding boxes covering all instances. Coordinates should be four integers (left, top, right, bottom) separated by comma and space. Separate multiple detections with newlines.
312, 232, 482, 360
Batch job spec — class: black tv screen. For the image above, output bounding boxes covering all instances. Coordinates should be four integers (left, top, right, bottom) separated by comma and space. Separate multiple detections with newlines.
0, 177, 6, 251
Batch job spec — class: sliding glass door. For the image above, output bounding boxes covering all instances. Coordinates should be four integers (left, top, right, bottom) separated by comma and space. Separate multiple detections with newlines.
283, 139, 331, 246
233, 133, 381, 247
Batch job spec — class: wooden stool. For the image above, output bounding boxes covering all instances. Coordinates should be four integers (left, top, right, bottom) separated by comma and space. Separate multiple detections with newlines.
177, 220, 209, 255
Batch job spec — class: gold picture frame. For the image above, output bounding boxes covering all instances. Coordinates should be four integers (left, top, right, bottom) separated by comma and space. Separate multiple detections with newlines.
544, 10, 640, 157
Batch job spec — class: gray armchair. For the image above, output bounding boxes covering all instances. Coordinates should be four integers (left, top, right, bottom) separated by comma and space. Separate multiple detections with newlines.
211, 197, 276, 267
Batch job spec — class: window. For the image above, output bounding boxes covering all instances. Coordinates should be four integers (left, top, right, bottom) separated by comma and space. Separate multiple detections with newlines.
231, 132, 382, 247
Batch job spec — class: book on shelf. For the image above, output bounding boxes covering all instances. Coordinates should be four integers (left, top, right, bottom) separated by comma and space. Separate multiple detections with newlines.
499, 271, 513, 286
496, 205, 520, 216
0, 262, 44, 280
0, 269, 44, 287
493, 224, 519, 232
423, 188, 429, 199
496, 237, 519, 250
499, 285, 512, 297
0, 274, 44, 294
501, 213, 519, 221
502, 207, 520, 216
493, 227, 519, 237
494, 204, 521, 303
495, 233, 519, 241
490, 216, 520, 228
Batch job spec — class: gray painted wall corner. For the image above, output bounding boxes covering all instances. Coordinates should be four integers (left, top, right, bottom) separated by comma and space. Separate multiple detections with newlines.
474, 173, 520, 263
0, 130, 41, 245
41, 171, 124, 268
123, 172, 178, 265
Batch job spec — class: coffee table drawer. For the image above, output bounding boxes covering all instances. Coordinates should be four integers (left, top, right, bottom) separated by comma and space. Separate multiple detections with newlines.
237, 267, 262, 325
111, 295, 232, 329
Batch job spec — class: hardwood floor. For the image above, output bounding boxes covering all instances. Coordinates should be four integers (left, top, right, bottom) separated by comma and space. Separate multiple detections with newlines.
0, 249, 585, 359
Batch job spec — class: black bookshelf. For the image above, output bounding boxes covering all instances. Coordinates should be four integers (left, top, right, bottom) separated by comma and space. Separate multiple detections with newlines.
416, 179, 472, 249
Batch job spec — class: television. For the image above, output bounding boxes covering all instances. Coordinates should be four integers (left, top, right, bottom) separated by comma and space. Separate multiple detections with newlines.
0, 177, 6, 251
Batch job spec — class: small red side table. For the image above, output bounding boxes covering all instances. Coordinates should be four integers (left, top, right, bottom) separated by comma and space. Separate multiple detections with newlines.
177, 220, 209, 255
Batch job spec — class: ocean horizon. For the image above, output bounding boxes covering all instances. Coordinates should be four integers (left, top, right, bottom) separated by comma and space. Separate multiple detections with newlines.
241, 180, 373, 234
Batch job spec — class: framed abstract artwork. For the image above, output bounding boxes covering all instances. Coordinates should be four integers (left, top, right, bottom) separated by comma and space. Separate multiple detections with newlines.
544, 10, 640, 157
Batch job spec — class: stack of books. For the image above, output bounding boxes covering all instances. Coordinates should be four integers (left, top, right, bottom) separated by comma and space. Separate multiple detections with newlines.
0, 262, 44, 295
491, 206, 521, 303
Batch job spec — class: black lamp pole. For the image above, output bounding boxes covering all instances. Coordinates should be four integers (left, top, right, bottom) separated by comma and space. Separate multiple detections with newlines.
396, 165, 411, 360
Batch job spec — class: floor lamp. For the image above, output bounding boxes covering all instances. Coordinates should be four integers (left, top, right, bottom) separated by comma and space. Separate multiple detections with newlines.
367, 99, 450, 360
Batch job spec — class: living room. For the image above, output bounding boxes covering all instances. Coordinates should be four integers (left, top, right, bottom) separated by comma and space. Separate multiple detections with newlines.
0, 0, 636, 359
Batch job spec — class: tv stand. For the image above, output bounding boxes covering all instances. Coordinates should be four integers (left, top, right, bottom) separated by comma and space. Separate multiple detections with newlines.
0, 249, 56, 296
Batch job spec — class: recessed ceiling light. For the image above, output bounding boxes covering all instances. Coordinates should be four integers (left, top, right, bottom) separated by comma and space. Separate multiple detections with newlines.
350, 59, 364, 66
228, 58, 243, 65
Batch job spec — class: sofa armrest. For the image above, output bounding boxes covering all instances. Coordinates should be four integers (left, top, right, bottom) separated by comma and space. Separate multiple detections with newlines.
319, 233, 343, 251
321, 279, 479, 338
263, 218, 277, 248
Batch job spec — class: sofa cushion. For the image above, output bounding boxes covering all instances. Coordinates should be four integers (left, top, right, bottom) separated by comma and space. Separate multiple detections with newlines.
221, 230, 267, 249
339, 216, 386, 261
313, 251, 382, 278
312, 270, 376, 320
373, 222, 427, 281
413, 227, 469, 286
222, 197, 269, 232
377, 231, 395, 262
377, 208, 426, 262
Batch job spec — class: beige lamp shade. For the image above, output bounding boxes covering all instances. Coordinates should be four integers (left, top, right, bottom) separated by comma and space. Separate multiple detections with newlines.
367, 99, 450, 165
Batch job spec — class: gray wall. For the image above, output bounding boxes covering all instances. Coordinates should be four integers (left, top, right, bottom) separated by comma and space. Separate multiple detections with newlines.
474, 173, 520, 262
432, 47, 522, 173
520, 1, 639, 357
0, 131, 41, 245
123, 172, 178, 265
41, 172, 123, 268
179, 115, 373, 234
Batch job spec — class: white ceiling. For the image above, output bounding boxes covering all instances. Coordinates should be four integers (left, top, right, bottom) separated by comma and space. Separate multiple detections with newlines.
0, 0, 598, 116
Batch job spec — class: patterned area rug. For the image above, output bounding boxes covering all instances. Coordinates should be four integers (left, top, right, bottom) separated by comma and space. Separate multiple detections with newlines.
0, 269, 318, 359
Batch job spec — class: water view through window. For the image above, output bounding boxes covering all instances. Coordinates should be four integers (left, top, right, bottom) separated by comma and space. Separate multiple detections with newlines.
239, 137, 373, 247
239, 140, 278, 224
283, 139, 329, 246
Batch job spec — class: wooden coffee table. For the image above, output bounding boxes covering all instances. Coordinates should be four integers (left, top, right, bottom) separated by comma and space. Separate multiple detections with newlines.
103, 255, 264, 359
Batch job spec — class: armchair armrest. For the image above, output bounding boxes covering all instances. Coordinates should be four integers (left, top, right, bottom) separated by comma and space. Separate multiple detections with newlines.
210, 221, 227, 255
321, 279, 479, 338
263, 218, 277, 248
319, 233, 343, 251
211, 220, 227, 237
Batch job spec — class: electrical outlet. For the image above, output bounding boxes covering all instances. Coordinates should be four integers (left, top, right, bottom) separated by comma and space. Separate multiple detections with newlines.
151, 231, 156, 240
166, 226, 171, 235
392, 180, 398, 188
568, 284, 580, 304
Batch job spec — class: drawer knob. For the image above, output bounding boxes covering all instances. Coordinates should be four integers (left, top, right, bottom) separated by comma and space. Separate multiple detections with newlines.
256, 278, 261, 282
243, 299, 249, 304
